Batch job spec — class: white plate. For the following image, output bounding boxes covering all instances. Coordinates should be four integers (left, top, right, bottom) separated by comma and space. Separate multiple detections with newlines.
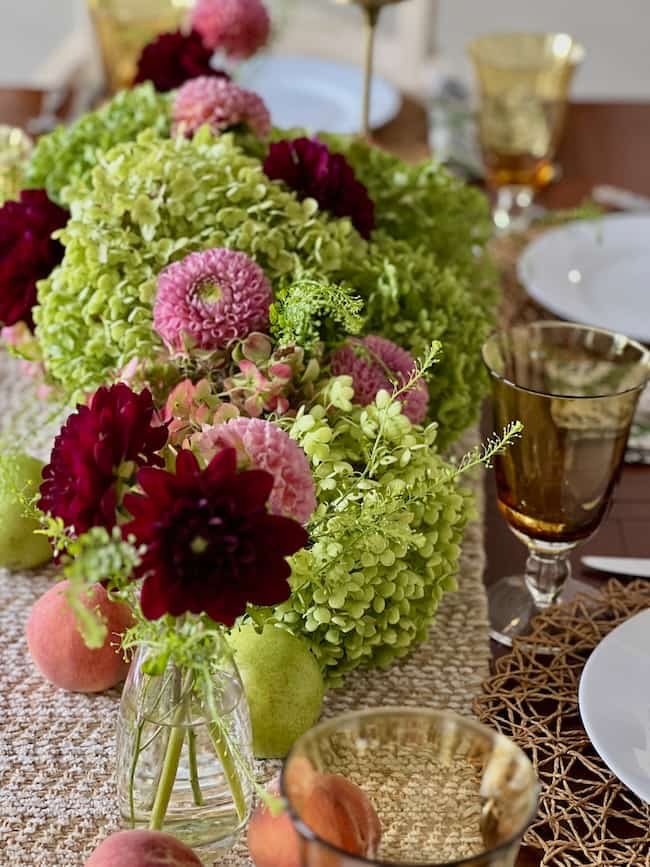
238, 55, 401, 134
579, 608, 650, 802
518, 214, 650, 344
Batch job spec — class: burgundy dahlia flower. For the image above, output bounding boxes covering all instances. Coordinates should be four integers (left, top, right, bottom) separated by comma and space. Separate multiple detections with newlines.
123, 447, 308, 624
0, 189, 68, 329
134, 29, 230, 93
39, 384, 168, 534
191, 0, 270, 59
173, 75, 271, 138
263, 138, 375, 239
331, 335, 429, 424
154, 247, 273, 352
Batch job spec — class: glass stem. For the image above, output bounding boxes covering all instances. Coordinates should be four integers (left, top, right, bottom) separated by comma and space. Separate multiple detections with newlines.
361, 7, 380, 138
493, 184, 536, 233
524, 549, 571, 609
149, 670, 194, 831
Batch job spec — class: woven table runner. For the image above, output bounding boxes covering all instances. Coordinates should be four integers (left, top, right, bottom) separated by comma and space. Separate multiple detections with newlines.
0, 352, 492, 867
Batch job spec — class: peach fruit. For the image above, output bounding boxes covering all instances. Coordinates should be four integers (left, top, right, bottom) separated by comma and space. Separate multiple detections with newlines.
26, 580, 133, 692
84, 830, 204, 866
248, 762, 382, 867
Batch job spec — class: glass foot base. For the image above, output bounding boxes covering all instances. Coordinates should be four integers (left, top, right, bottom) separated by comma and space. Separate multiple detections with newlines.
488, 575, 561, 650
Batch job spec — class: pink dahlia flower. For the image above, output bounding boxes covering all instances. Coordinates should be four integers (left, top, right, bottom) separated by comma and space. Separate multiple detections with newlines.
194, 417, 316, 525
331, 335, 429, 425
173, 75, 271, 137
191, 0, 271, 59
154, 248, 273, 352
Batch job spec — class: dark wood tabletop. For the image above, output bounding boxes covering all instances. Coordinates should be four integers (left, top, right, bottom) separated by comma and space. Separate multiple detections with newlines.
2, 87, 649, 867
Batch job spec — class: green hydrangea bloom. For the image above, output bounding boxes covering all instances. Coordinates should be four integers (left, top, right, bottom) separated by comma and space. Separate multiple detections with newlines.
25, 84, 171, 204
271, 389, 472, 684
34, 127, 365, 395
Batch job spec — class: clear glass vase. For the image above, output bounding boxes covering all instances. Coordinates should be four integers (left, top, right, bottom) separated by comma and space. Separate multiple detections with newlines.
116, 641, 253, 855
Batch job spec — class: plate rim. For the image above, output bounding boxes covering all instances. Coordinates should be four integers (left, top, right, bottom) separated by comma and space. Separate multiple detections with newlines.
578, 607, 650, 803
238, 53, 401, 133
517, 212, 650, 344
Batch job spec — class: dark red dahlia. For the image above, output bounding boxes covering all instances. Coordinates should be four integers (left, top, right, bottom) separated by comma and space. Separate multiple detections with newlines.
134, 29, 230, 93
39, 384, 167, 535
263, 137, 375, 239
0, 189, 68, 329
123, 448, 308, 624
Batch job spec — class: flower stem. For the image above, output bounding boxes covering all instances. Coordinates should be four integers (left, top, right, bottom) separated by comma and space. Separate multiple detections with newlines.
149, 671, 193, 831
207, 719, 247, 822
187, 727, 204, 807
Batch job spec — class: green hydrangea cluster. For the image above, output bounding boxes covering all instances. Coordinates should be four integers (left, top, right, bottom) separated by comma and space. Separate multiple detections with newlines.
322, 135, 498, 449
32, 89, 498, 445
270, 383, 472, 683
35, 127, 365, 395
25, 83, 171, 205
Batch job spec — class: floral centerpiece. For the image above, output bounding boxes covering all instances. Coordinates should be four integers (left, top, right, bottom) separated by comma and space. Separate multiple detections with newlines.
0, 15, 520, 853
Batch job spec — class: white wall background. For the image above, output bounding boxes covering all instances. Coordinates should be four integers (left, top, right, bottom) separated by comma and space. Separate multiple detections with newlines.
0, 0, 649, 99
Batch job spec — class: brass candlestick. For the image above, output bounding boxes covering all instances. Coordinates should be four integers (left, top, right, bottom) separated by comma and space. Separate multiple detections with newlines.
333, 0, 408, 137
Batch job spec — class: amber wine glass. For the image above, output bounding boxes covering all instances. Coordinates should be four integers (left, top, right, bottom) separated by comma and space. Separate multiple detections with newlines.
468, 33, 584, 232
483, 322, 649, 646
87, 0, 193, 93
331, 0, 408, 137
282, 708, 538, 867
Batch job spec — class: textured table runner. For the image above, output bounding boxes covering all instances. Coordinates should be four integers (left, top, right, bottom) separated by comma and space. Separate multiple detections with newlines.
0, 352, 491, 867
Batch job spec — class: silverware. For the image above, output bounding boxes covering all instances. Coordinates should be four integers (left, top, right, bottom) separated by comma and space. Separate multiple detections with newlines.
591, 184, 650, 213
581, 556, 650, 578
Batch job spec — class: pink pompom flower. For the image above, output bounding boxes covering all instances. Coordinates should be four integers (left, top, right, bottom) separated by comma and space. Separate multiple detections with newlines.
330, 335, 429, 425
193, 416, 316, 525
173, 75, 271, 138
154, 248, 273, 352
192, 0, 271, 59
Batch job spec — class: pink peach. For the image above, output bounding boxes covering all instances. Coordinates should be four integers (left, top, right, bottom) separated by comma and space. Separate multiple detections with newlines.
26, 580, 133, 692
84, 830, 204, 866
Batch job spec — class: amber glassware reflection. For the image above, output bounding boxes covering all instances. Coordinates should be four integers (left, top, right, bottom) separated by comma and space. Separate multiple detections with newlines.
87, 0, 192, 93
483, 322, 648, 646
468, 33, 584, 232
282, 708, 538, 867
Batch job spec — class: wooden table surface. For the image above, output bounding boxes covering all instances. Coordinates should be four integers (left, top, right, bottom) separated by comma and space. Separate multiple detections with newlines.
2, 88, 649, 867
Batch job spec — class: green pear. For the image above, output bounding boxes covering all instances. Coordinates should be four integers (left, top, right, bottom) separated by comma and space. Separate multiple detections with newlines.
0, 452, 52, 569
229, 623, 325, 758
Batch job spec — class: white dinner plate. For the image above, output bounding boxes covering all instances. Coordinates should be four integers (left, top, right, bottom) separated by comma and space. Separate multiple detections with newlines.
518, 214, 650, 344
579, 608, 650, 802
238, 55, 401, 134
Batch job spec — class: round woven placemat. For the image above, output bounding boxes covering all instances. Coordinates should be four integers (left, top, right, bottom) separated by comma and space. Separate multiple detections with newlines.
474, 579, 650, 867
0, 352, 492, 867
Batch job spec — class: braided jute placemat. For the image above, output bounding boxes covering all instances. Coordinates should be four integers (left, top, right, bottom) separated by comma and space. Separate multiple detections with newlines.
0, 352, 492, 866
475, 579, 650, 867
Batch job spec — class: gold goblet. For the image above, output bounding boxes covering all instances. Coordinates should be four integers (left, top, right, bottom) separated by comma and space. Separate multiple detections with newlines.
483, 322, 649, 646
332, 0, 408, 137
468, 33, 584, 232
87, 0, 193, 93
282, 708, 538, 866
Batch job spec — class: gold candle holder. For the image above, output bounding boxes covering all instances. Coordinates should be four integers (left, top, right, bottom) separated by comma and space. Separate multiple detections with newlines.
333, 0, 408, 137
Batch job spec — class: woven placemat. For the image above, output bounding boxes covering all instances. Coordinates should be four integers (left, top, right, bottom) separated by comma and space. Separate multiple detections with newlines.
492, 230, 650, 464
474, 579, 650, 867
0, 352, 492, 867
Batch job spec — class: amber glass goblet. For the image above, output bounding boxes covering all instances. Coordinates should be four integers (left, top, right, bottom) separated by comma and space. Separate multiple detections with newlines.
281, 708, 538, 867
468, 33, 584, 233
483, 322, 649, 646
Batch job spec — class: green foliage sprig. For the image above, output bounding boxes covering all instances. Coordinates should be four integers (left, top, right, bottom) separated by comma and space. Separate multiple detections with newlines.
270, 278, 365, 350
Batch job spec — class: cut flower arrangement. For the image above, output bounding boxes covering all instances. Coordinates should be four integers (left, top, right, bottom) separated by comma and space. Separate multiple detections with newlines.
0, 17, 521, 854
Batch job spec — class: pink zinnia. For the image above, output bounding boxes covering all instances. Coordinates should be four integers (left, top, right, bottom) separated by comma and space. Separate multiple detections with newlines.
194, 417, 316, 525
173, 75, 271, 138
331, 336, 429, 425
191, 0, 270, 59
154, 248, 273, 352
